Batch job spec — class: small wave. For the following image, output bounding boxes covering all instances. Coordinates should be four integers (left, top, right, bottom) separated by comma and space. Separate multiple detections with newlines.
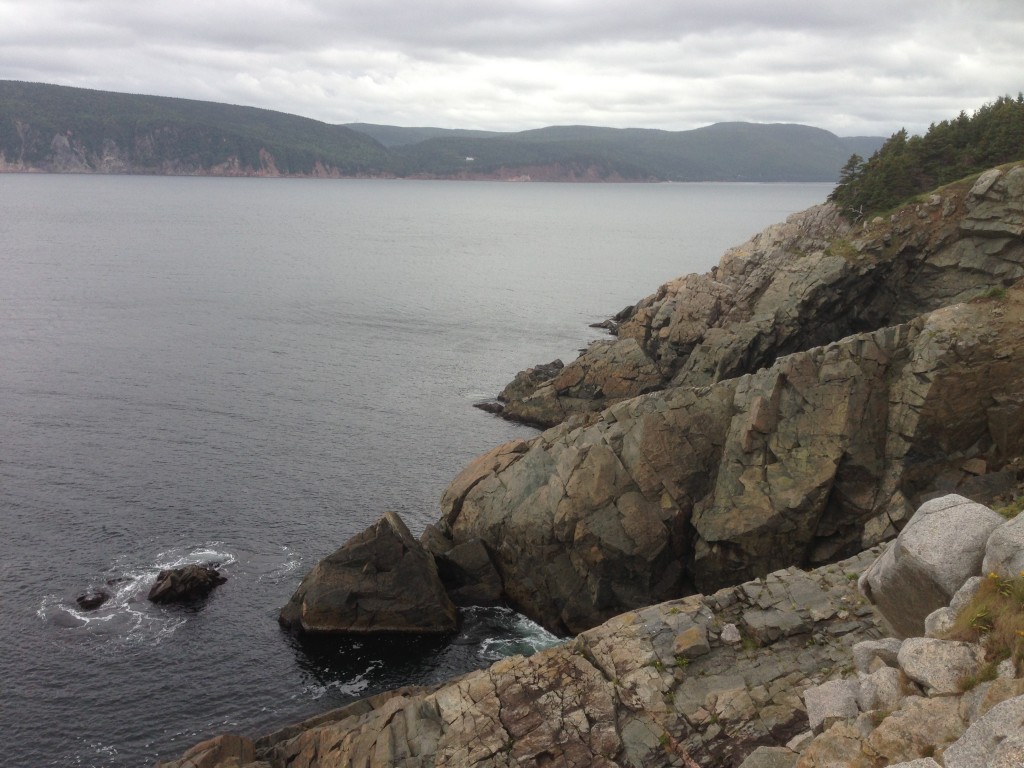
457, 606, 562, 662
256, 546, 303, 585
303, 660, 381, 701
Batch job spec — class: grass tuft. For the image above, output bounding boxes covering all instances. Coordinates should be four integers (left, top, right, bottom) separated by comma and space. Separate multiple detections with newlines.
944, 572, 1024, 677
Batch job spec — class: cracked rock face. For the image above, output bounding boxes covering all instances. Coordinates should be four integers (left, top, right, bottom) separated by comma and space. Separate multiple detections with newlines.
497, 165, 1024, 429
440, 287, 1024, 634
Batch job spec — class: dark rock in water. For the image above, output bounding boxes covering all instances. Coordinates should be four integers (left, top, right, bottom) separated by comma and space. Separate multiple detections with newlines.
148, 564, 227, 604
472, 400, 504, 415
435, 538, 504, 606
279, 511, 457, 635
76, 590, 111, 611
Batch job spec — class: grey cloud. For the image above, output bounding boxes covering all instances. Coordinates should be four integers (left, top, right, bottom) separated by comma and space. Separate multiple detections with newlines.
0, 0, 1021, 136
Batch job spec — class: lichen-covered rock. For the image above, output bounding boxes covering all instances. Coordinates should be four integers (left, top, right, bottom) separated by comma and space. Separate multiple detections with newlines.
859, 495, 1005, 637
278, 511, 457, 635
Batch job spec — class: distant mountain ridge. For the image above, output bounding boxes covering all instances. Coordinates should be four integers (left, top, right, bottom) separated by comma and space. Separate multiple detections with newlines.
0, 80, 883, 181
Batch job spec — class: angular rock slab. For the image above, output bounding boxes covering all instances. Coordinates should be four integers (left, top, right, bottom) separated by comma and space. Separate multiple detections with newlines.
860, 494, 1004, 637
279, 511, 457, 634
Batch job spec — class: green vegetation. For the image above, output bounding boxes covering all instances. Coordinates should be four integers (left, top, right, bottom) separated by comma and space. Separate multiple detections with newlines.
945, 571, 1024, 680
830, 94, 1024, 219
0, 80, 389, 174
994, 496, 1024, 519
1, 80, 882, 181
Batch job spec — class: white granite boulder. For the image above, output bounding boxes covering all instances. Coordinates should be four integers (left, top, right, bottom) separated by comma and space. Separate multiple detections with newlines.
944, 694, 1024, 768
982, 512, 1024, 578
897, 637, 986, 695
859, 495, 1005, 637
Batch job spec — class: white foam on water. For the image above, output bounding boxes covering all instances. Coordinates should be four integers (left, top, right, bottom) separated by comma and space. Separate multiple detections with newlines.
40, 544, 235, 646
303, 660, 381, 701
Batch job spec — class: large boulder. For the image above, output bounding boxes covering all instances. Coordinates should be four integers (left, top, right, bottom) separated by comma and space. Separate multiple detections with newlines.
279, 512, 457, 635
439, 287, 1024, 634
148, 565, 227, 604
982, 511, 1024, 578
859, 495, 1005, 637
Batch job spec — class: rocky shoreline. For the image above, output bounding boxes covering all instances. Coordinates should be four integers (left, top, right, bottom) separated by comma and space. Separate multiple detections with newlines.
158, 494, 1024, 767
155, 164, 1024, 766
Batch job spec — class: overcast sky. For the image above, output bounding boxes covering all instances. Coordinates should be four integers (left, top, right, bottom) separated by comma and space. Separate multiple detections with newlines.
2, 0, 1022, 137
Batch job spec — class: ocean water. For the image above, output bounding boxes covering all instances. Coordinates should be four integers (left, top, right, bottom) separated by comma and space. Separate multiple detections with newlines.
0, 174, 832, 767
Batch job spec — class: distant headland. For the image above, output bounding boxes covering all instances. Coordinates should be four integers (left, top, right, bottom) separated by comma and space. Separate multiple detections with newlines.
0, 80, 882, 182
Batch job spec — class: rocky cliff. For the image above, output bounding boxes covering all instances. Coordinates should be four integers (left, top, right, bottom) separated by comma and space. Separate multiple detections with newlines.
496, 166, 1024, 428
429, 164, 1024, 635
153, 166, 1024, 767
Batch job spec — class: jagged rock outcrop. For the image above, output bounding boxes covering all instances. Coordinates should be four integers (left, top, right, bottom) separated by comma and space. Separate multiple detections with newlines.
438, 285, 1024, 634
148, 564, 227, 604
157, 548, 891, 768
279, 512, 457, 635
497, 164, 1024, 428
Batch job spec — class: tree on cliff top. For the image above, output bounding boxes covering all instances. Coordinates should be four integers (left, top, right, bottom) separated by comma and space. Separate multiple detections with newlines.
830, 94, 1024, 220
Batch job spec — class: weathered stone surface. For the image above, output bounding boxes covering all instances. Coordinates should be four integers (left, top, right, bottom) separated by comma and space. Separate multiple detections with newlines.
860, 494, 1005, 637
897, 638, 986, 695
497, 165, 1024, 427
442, 285, 1024, 633
738, 745, 798, 768
278, 512, 457, 634
851, 638, 903, 674
804, 679, 859, 733
982, 512, 1024, 578
944, 694, 1024, 768
855, 666, 907, 713
886, 760, 942, 768
160, 549, 888, 768
154, 733, 256, 768
863, 696, 966, 764
148, 565, 227, 604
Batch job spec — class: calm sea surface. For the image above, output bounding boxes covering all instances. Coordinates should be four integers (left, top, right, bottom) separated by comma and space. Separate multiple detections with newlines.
0, 175, 832, 767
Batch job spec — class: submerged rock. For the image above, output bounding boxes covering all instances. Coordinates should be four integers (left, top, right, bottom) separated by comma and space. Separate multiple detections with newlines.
148, 565, 226, 604
279, 511, 457, 635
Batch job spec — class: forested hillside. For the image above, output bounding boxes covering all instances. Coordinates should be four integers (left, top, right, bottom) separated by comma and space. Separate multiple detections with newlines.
830, 94, 1024, 218
1, 80, 882, 181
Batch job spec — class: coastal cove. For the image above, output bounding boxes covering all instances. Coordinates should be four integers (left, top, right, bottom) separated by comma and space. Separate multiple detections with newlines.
0, 175, 832, 767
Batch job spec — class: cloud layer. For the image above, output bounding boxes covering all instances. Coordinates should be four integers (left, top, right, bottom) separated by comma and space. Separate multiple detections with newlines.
2, 0, 1022, 136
